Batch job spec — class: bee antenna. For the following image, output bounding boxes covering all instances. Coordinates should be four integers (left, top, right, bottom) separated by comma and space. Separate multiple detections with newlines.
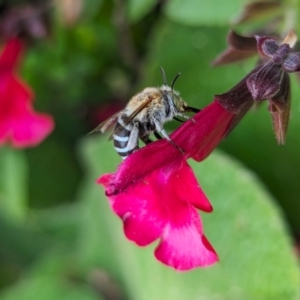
171, 73, 181, 90
160, 67, 168, 86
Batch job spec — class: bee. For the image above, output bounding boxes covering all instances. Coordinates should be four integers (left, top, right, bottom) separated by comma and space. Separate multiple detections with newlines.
90, 68, 200, 159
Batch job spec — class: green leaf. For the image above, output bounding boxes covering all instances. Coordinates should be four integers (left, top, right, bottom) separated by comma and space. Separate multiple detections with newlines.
127, 0, 158, 23
164, 0, 248, 26
76, 136, 300, 300
25, 137, 82, 208
0, 250, 103, 300
82, 0, 104, 19
0, 214, 52, 287
0, 215, 51, 265
29, 204, 80, 244
0, 276, 101, 300
0, 147, 28, 221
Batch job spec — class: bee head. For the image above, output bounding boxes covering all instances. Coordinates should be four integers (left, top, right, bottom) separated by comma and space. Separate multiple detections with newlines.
171, 90, 188, 112
160, 67, 187, 111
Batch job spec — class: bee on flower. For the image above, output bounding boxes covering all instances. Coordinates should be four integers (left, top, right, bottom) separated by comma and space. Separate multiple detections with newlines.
90, 68, 199, 159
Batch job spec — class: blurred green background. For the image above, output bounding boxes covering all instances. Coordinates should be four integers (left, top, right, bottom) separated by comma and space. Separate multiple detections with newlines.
0, 0, 299, 299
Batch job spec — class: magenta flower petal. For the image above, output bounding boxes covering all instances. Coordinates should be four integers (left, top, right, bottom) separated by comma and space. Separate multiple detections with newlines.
11, 106, 54, 148
0, 73, 54, 148
0, 38, 54, 148
98, 172, 165, 246
0, 124, 8, 145
155, 212, 218, 270
98, 158, 218, 270
0, 38, 24, 71
189, 101, 235, 162
166, 159, 212, 212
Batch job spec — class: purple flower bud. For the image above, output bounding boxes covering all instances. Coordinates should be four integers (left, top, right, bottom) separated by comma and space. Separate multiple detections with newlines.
214, 30, 299, 144
247, 37, 295, 102
247, 62, 283, 100
247, 33, 297, 143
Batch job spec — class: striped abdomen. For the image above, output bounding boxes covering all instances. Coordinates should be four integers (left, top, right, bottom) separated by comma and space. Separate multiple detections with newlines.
113, 120, 139, 159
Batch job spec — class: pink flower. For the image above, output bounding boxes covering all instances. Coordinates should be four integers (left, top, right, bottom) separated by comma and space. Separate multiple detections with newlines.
99, 158, 217, 270
98, 101, 238, 270
0, 38, 54, 148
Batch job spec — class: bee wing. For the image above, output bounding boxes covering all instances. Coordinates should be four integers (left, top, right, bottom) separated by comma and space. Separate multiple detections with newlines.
107, 97, 154, 141
89, 96, 154, 137
124, 97, 154, 125
88, 111, 123, 135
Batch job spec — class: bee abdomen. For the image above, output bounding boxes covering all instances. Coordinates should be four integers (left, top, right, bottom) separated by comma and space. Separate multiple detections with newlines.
113, 122, 138, 159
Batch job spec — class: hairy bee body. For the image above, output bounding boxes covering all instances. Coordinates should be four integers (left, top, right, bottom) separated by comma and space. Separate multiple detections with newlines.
113, 87, 180, 158
91, 69, 199, 159
112, 115, 140, 159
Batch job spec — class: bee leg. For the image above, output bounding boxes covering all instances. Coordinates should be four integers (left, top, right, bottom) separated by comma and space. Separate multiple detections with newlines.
186, 106, 201, 113
176, 112, 196, 124
126, 122, 140, 155
173, 117, 184, 123
154, 131, 162, 140
154, 119, 184, 154
158, 128, 184, 155
140, 135, 152, 145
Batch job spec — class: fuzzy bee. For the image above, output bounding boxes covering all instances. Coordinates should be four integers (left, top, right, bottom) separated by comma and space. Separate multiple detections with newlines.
91, 68, 200, 159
